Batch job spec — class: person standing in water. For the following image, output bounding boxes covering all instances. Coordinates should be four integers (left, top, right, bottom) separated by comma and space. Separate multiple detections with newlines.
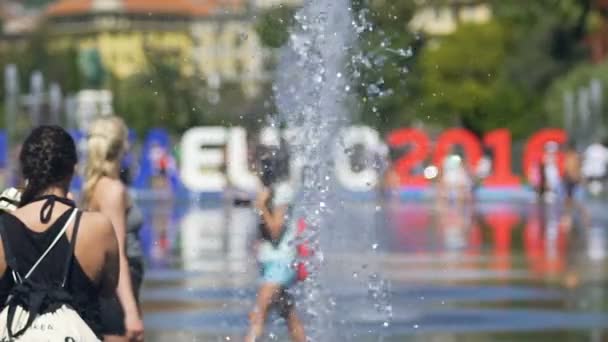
246, 139, 306, 342
0, 126, 119, 338
563, 143, 590, 227
83, 116, 144, 342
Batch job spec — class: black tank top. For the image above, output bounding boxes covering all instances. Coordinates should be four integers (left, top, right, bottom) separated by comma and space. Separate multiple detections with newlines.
0, 198, 102, 336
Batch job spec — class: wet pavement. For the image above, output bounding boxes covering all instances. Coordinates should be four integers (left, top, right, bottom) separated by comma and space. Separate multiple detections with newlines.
139, 195, 608, 341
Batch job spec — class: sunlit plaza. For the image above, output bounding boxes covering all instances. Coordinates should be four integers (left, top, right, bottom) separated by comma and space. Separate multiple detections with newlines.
2, 0, 608, 341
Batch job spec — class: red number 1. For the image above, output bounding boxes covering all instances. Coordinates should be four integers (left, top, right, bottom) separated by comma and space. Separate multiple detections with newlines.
484, 129, 520, 186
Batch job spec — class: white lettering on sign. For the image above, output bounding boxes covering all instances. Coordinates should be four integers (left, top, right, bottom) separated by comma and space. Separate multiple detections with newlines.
179, 125, 384, 193
227, 127, 259, 192
180, 127, 228, 192
335, 126, 382, 191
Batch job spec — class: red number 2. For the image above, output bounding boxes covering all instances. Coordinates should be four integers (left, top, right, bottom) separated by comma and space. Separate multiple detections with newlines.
387, 128, 429, 186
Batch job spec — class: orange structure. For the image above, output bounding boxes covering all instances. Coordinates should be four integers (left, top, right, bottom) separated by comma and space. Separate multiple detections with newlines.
47, 0, 245, 17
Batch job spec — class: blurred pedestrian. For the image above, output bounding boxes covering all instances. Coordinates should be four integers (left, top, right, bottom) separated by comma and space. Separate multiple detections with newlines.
83, 116, 144, 342
246, 139, 305, 342
582, 139, 608, 195
0, 126, 119, 339
472, 148, 492, 200
438, 153, 472, 208
535, 142, 561, 203
563, 142, 590, 227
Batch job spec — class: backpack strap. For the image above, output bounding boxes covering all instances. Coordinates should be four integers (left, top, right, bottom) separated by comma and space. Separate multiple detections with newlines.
0, 219, 20, 283
21, 209, 78, 281
3, 209, 78, 339
61, 210, 82, 288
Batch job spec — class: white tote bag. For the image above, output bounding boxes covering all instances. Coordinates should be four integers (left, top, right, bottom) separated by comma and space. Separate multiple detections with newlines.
0, 209, 100, 341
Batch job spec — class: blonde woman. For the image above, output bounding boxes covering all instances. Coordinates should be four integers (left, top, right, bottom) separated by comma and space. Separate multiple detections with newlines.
84, 116, 145, 342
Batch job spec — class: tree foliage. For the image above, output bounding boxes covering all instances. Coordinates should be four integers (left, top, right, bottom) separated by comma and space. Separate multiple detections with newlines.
545, 61, 608, 128
253, 0, 600, 137
419, 22, 508, 129
255, 5, 296, 49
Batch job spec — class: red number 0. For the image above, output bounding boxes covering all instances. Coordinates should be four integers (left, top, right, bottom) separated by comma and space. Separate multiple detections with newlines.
433, 128, 482, 173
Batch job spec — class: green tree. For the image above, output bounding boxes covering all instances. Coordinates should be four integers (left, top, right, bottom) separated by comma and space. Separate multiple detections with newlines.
545, 61, 608, 128
23, 0, 54, 8
351, 1, 419, 133
0, 26, 82, 94
254, 1, 419, 132
112, 47, 208, 135
255, 5, 296, 49
490, 0, 593, 132
417, 21, 530, 136
112, 46, 270, 136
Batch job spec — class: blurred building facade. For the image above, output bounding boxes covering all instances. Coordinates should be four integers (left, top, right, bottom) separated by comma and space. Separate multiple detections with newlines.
0, 1, 41, 36
44, 0, 268, 97
409, 0, 492, 35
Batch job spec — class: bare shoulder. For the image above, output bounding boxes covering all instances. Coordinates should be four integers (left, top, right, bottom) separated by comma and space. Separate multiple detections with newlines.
96, 177, 127, 203
79, 211, 115, 239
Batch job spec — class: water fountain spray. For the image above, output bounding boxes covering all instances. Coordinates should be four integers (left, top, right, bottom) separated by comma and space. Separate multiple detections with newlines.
274, 0, 367, 339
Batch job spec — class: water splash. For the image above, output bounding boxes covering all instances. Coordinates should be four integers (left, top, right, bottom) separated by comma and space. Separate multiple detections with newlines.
274, 0, 398, 340
274, 0, 354, 339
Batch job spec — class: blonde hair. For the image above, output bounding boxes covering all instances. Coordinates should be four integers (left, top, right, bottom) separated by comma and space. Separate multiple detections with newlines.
83, 116, 128, 206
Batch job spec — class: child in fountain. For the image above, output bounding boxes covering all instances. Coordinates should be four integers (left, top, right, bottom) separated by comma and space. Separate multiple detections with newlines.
246, 136, 306, 342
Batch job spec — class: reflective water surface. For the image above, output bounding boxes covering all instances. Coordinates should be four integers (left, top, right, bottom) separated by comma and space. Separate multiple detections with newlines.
140, 195, 608, 341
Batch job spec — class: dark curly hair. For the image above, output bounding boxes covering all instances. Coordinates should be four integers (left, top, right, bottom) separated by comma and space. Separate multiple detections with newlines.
19, 126, 78, 206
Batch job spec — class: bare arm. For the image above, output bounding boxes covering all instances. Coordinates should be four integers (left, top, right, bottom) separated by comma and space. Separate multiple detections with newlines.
98, 184, 141, 318
95, 214, 119, 298
258, 205, 289, 241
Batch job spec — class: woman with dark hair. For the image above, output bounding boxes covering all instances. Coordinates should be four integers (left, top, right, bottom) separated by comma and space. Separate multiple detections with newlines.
0, 125, 119, 338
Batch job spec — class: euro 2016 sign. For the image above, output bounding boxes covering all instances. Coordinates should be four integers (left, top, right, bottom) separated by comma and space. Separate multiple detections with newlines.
386, 127, 567, 187
179, 126, 567, 192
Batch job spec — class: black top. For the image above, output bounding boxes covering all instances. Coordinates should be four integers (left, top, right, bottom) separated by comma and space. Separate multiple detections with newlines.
0, 201, 102, 337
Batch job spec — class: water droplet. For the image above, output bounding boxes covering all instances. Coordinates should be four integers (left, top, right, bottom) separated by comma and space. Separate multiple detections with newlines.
383, 321, 390, 327
367, 84, 380, 96
337, 72, 343, 78
402, 47, 413, 57
372, 243, 378, 250
352, 272, 359, 279
413, 324, 419, 329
